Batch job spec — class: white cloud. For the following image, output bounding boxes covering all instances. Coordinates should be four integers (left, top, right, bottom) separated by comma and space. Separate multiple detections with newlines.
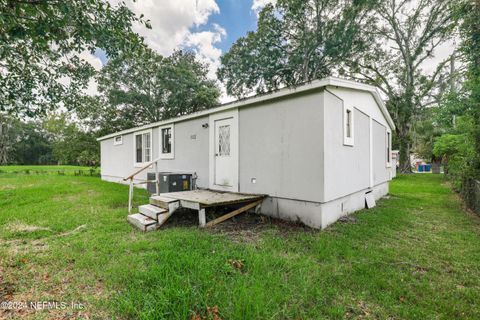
110, 0, 225, 78
78, 51, 103, 72
251, 0, 276, 15
185, 23, 226, 78
76, 1, 228, 100
77, 51, 102, 96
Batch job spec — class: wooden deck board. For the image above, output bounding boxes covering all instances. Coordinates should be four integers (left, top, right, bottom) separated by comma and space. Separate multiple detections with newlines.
160, 189, 265, 207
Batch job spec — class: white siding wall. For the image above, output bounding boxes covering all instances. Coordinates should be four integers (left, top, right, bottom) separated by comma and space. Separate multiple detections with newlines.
100, 86, 392, 205
238, 90, 325, 202
322, 89, 392, 202
372, 120, 389, 185
327, 86, 390, 129
100, 116, 210, 188
323, 90, 371, 202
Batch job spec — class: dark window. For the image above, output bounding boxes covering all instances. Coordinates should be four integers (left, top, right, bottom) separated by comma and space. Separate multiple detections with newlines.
136, 134, 143, 163
387, 132, 391, 163
162, 128, 172, 154
346, 109, 352, 138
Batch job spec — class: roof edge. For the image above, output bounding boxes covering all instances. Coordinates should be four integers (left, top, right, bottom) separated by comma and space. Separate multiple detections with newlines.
97, 77, 395, 141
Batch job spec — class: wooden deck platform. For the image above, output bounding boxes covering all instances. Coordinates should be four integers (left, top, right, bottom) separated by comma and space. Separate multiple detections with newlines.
159, 189, 265, 208
156, 189, 266, 227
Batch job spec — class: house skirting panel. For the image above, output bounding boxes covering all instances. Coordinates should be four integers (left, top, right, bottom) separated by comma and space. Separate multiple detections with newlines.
260, 182, 389, 229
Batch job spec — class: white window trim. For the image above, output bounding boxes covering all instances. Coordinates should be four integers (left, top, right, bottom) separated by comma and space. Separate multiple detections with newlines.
113, 135, 123, 146
133, 129, 153, 167
343, 105, 354, 146
159, 124, 175, 160
386, 130, 392, 168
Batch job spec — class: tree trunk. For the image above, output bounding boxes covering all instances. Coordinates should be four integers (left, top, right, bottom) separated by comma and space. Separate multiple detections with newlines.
397, 127, 412, 173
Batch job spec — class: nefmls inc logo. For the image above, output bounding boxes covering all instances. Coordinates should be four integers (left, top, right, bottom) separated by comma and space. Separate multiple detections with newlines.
29, 301, 68, 310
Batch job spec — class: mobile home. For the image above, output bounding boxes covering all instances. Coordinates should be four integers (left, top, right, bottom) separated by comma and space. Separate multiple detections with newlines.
98, 77, 395, 229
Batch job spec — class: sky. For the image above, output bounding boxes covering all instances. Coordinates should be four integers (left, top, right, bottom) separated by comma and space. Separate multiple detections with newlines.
84, 0, 455, 102
85, 0, 274, 101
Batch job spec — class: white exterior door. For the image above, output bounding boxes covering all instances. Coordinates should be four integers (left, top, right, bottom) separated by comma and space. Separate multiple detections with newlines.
209, 110, 238, 192
214, 118, 234, 187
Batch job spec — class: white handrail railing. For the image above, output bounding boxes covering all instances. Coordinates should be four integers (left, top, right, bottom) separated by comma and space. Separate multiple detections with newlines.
123, 156, 162, 214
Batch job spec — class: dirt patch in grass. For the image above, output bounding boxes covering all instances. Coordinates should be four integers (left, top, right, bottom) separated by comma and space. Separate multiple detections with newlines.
109, 202, 127, 209
52, 193, 82, 202
0, 276, 15, 301
0, 257, 109, 320
57, 224, 87, 237
2, 239, 49, 255
5, 222, 51, 233
0, 184, 16, 191
162, 207, 315, 243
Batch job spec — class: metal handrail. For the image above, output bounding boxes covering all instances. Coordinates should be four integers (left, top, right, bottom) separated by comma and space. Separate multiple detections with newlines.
124, 156, 162, 214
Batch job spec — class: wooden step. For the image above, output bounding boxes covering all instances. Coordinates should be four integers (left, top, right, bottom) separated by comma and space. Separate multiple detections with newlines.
157, 212, 173, 227
150, 195, 179, 210
127, 214, 158, 232
139, 204, 168, 220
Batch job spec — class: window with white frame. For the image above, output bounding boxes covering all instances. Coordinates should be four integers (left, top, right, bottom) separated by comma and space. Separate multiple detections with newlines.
343, 106, 354, 146
159, 124, 174, 159
386, 131, 392, 167
113, 135, 123, 146
134, 130, 152, 166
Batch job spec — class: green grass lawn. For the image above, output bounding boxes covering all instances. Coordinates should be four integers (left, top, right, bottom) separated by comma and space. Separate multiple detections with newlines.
0, 173, 479, 319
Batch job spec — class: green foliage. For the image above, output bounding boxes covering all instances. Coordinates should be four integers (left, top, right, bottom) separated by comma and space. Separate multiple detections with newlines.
0, 112, 99, 166
411, 108, 443, 162
348, 0, 458, 172
218, 0, 376, 97
43, 113, 99, 166
83, 48, 220, 135
432, 134, 463, 159
0, 0, 147, 117
12, 121, 55, 165
433, 0, 480, 206
0, 114, 54, 165
0, 114, 17, 164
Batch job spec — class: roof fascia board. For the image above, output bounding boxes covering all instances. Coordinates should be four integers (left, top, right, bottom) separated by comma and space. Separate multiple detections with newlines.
97, 77, 394, 141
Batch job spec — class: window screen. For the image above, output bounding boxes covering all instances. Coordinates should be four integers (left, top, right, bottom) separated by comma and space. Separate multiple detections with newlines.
144, 133, 151, 162
161, 128, 172, 154
135, 134, 143, 163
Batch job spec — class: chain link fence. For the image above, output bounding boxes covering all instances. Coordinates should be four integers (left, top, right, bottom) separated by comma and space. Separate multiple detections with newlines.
462, 178, 480, 214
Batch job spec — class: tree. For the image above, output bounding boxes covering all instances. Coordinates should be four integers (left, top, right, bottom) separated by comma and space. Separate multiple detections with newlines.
411, 108, 443, 162
0, 114, 17, 164
88, 48, 220, 135
12, 121, 54, 165
433, 133, 464, 175
0, 114, 54, 165
43, 113, 99, 166
0, 0, 148, 117
348, 0, 458, 172
432, 0, 480, 211
218, 0, 376, 97
458, 0, 480, 179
